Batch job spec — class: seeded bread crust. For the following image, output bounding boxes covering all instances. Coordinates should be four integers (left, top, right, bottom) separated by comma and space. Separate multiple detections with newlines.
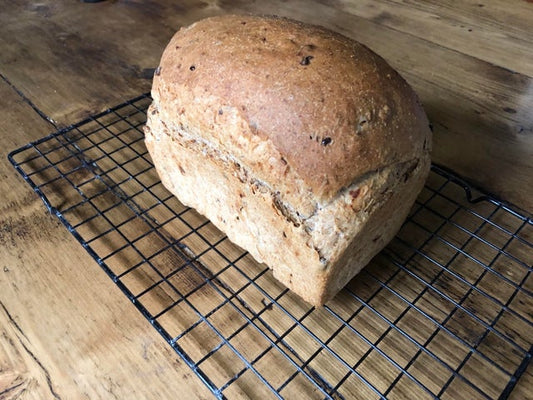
145, 15, 432, 306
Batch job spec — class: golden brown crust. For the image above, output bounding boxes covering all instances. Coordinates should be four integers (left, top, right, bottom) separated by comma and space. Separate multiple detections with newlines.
152, 14, 431, 201
146, 15, 432, 305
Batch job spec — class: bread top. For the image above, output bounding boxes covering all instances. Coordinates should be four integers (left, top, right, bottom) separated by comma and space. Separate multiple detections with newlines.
153, 14, 431, 201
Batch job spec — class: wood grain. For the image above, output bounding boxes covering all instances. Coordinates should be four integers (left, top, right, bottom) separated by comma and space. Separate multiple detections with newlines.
336, 0, 533, 76
0, 0, 213, 124
0, 79, 210, 399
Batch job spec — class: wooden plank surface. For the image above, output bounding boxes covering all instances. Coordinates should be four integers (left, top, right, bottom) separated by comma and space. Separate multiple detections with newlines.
0, 0, 532, 399
0, 79, 211, 399
337, 0, 533, 76
0, 81, 57, 400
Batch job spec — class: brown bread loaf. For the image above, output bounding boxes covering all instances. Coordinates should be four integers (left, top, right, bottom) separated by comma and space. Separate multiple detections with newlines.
144, 15, 432, 306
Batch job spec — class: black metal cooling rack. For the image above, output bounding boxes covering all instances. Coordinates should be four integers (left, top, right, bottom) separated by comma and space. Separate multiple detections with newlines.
8, 93, 533, 400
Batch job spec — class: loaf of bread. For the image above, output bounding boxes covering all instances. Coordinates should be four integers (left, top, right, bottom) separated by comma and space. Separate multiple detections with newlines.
144, 15, 431, 306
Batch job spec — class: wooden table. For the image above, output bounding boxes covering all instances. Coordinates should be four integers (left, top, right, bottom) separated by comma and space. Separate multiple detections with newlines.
1, 1, 531, 398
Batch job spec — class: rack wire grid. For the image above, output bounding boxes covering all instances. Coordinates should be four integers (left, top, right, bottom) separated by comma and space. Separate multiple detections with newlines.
8, 93, 533, 400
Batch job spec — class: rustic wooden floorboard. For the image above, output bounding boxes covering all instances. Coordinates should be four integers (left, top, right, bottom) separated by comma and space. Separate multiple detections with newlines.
0, 78, 211, 399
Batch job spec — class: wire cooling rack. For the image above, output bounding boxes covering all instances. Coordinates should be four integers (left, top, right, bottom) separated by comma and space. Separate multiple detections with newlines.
8, 93, 533, 400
